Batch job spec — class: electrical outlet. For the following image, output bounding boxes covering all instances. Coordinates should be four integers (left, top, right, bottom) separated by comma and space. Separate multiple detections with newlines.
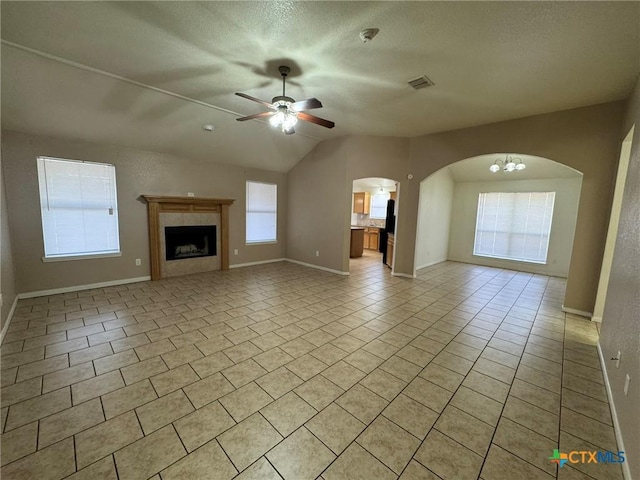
624, 374, 630, 396
135, 259, 141, 266
234, 249, 238, 255
315, 250, 320, 257
187, 192, 195, 197
616, 351, 621, 368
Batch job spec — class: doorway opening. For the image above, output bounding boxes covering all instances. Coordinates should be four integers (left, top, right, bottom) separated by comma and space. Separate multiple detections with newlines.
349, 177, 398, 274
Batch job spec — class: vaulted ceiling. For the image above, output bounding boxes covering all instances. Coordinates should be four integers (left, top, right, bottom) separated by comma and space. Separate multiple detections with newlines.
2, 2, 639, 172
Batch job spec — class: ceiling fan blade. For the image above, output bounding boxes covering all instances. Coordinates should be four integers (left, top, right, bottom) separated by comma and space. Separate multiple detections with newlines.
291, 98, 323, 111
236, 111, 275, 122
297, 112, 335, 129
235, 92, 274, 109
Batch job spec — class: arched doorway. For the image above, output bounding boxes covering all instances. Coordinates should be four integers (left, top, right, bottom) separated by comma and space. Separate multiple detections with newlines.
415, 153, 584, 281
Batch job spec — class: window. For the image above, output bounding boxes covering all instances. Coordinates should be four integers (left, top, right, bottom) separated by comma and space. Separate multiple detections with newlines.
370, 193, 390, 219
37, 156, 120, 260
474, 192, 555, 264
246, 181, 277, 243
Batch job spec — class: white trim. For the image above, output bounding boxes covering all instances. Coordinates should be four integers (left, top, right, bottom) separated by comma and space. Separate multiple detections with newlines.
0, 296, 20, 344
597, 343, 632, 480
561, 305, 593, 318
230, 258, 286, 269
591, 315, 603, 323
392, 272, 416, 279
42, 252, 122, 263
416, 259, 447, 271
18, 276, 151, 299
284, 259, 349, 276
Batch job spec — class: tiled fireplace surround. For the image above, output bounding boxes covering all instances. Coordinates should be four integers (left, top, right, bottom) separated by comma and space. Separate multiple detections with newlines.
142, 196, 234, 280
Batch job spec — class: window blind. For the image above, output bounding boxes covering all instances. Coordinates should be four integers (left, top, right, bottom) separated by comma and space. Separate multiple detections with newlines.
37, 156, 120, 258
246, 181, 277, 243
370, 193, 390, 219
473, 192, 555, 264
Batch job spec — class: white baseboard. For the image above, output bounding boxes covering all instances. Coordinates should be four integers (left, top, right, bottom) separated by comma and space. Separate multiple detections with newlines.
393, 272, 416, 279
284, 259, 349, 276
416, 259, 447, 271
1, 295, 20, 344
18, 276, 152, 299
562, 305, 593, 318
229, 258, 286, 269
597, 343, 632, 480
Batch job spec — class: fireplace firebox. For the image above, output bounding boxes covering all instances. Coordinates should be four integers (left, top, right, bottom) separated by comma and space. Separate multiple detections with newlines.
165, 225, 216, 261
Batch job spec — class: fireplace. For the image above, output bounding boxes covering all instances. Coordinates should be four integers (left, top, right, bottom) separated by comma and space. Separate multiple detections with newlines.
165, 225, 216, 261
142, 195, 234, 280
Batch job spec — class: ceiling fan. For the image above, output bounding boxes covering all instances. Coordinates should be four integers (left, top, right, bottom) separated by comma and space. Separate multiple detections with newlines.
235, 65, 335, 135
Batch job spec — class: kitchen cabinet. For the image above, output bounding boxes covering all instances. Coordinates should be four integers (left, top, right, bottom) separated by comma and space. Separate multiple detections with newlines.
353, 192, 370, 214
386, 233, 394, 268
350, 228, 364, 258
364, 227, 380, 250
390, 191, 397, 201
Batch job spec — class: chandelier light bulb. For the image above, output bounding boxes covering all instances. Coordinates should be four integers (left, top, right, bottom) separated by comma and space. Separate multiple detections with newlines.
516, 162, 526, 170
489, 164, 500, 173
505, 161, 516, 172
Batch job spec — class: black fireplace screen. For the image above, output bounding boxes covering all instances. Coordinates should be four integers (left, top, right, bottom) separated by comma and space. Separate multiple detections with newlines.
165, 225, 216, 261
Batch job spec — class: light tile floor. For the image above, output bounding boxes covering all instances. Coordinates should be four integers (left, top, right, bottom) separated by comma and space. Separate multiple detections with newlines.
0, 253, 623, 480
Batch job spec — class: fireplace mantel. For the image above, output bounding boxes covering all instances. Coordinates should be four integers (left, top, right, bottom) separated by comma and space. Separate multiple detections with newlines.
141, 195, 235, 280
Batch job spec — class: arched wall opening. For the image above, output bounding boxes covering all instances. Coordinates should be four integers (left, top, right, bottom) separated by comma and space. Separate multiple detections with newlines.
414, 153, 584, 279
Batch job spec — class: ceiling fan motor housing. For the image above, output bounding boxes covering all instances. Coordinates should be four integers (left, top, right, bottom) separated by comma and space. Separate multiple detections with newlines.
272, 96, 295, 105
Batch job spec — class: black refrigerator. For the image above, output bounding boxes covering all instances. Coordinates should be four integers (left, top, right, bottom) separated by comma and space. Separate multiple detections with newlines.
380, 199, 395, 264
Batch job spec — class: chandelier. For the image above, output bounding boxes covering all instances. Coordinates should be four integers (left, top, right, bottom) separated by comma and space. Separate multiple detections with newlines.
489, 155, 526, 173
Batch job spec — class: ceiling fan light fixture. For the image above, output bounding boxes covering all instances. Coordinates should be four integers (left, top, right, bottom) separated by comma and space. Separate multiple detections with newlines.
236, 64, 335, 133
282, 113, 298, 131
270, 110, 286, 127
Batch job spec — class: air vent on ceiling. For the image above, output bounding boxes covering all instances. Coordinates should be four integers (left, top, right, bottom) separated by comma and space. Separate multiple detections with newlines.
408, 75, 435, 89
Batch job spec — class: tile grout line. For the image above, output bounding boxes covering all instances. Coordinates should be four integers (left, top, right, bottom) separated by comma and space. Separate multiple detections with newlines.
317, 268, 524, 479
475, 274, 558, 479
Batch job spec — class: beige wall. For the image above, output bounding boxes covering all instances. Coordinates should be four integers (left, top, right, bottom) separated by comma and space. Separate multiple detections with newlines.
286, 136, 410, 273
1, 168, 18, 332
287, 102, 623, 310
404, 102, 624, 312
286, 138, 349, 272
415, 168, 454, 269
1, 130, 287, 294
448, 177, 582, 277
599, 76, 640, 479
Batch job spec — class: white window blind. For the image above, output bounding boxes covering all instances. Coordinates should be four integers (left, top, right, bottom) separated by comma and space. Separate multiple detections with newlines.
474, 192, 555, 264
246, 181, 277, 243
370, 193, 390, 219
37, 156, 120, 259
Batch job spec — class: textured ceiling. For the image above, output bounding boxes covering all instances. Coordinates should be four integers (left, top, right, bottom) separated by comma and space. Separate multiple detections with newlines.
1, 1, 639, 172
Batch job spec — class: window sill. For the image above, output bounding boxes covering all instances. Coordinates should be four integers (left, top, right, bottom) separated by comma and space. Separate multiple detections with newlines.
245, 241, 278, 246
472, 253, 547, 265
42, 252, 122, 263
